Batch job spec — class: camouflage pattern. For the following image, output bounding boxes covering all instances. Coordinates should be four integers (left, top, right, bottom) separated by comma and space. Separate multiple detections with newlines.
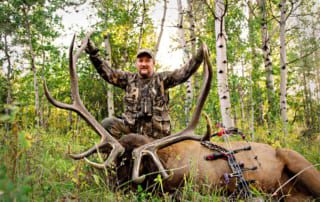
89, 47, 203, 138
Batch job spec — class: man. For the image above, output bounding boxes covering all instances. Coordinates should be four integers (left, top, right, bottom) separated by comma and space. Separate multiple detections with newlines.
86, 40, 204, 139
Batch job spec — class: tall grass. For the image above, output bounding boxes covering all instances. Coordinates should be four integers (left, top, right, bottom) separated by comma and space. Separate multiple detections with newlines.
0, 119, 319, 201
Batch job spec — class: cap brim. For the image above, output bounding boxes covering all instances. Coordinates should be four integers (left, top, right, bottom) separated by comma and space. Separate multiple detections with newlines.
137, 52, 153, 58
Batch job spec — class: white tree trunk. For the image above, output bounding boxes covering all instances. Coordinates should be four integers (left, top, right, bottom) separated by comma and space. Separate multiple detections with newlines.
104, 34, 115, 117
3, 34, 12, 135
249, 68, 255, 140
154, 0, 167, 58
279, 0, 288, 135
247, 0, 256, 138
239, 62, 245, 129
177, 0, 192, 126
138, 0, 146, 50
215, 0, 234, 128
187, 0, 199, 94
316, 51, 320, 100
258, 0, 276, 124
187, 0, 196, 56
24, 7, 40, 127
259, 0, 275, 93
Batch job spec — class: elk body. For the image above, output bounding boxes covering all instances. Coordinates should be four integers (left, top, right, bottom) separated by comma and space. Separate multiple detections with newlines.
116, 134, 320, 201
44, 34, 320, 201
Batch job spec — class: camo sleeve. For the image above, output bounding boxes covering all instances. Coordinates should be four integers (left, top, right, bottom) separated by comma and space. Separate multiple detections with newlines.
161, 46, 204, 89
89, 51, 130, 89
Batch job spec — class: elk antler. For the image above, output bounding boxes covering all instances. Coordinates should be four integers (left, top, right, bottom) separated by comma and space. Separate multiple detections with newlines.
43, 32, 125, 168
132, 44, 213, 183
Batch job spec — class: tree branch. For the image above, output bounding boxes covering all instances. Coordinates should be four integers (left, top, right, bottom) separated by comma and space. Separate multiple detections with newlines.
246, 0, 258, 18
154, 0, 167, 58
138, 0, 146, 50
268, 0, 280, 24
203, 0, 217, 19
286, 47, 320, 66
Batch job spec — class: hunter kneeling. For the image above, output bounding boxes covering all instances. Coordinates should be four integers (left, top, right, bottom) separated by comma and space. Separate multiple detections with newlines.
86, 39, 205, 139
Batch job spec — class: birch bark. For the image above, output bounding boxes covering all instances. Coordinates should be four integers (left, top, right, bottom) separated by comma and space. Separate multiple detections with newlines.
177, 0, 192, 125
215, 0, 234, 128
279, 0, 288, 135
104, 34, 115, 117
247, 0, 257, 138
3, 34, 12, 135
187, 0, 199, 93
187, 0, 196, 56
301, 60, 311, 128
258, 0, 276, 124
23, 6, 41, 127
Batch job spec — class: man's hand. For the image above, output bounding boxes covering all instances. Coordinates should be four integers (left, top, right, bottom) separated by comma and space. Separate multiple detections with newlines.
85, 39, 99, 55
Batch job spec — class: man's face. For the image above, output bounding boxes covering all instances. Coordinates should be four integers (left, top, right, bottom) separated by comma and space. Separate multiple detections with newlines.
136, 55, 154, 78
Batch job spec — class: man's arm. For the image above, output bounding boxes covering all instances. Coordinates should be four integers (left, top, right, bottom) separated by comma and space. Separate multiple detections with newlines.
162, 45, 204, 89
86, 40, 130, 89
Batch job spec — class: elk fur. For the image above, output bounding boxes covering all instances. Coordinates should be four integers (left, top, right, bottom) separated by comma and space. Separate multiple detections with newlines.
117, 134, 320, 201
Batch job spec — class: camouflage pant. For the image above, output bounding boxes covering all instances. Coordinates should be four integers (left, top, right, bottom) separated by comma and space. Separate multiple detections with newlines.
101, 117, 132, 139
101, 117, 167, 139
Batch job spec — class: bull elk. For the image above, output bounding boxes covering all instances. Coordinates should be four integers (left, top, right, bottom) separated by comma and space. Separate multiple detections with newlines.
44, 34, 320, 201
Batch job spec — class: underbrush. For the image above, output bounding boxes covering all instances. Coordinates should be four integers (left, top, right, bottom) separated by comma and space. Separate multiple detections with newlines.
0, 122, 319, 201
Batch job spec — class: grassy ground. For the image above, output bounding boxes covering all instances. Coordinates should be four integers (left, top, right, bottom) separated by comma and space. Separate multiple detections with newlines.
0, 123, 319, 201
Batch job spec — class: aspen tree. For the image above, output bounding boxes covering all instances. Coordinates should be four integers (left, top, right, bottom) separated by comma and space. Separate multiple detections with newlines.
279, 0, 288, 135
104, 34, 115, 117
177, 0, 193, 125
215, 0, 234, 128
3, 34, 12, 135
258, 0, 276, 125
187, 0, 197, 125
22, 5, 41, 127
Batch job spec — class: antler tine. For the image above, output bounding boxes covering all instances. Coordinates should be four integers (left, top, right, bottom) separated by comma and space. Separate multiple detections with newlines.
84, 158, 106, 169
146, 150, 169, 178
43, 80, 76, 111
201, 111, 213, 141
85, 143, 126, 169
69, 32, 93, 107
132, 46, 213, 183
131, 150, 169, 184
69, 141, 108, 160
74, 31, 94, 61
132, 133, 202, 183
132, 149, 145, 183
43, 34, 81, 111
186, 43, 212, 131
43, 33, 125, 168
68, 34, 79, 103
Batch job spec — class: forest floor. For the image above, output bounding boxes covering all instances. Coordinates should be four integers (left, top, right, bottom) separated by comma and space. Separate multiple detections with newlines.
0, 124, 320, 201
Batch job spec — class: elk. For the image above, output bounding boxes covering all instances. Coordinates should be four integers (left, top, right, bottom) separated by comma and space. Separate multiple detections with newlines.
44, 34, 320, 201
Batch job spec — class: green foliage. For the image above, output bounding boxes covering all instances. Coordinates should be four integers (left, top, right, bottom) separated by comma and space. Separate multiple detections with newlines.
0, 0, 320, 200
0, 165, 31, 202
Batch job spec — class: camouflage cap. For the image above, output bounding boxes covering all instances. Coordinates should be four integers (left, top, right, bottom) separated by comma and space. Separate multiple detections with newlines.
136, 49, 154, 59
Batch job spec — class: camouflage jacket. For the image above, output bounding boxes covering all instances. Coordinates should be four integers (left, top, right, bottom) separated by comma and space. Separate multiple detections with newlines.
89, 48, 203, 138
